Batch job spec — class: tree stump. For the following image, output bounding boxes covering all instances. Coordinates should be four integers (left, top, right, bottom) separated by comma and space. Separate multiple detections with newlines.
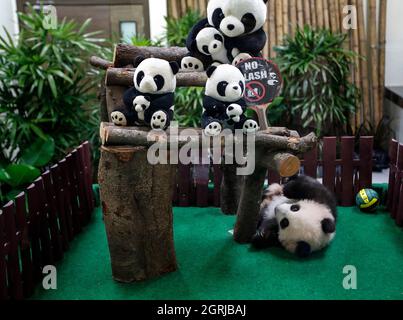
98, 146, 177, 282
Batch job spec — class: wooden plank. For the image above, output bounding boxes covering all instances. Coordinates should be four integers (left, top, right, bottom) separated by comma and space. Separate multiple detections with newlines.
26, 184, 42, 282
14, 193, 34, 297
359, 136, 374, 189
178, 163, 192, 206
58, 160, 75, 239
340, 137, 355, 206
50, 165, 70, 250
193, 160, 210, 208
2, 202, 24, 300
268, 0, 277, 57
82, 142, 95, 214
66, 154, 82, 231
213, 164, 223, 207
322, 137, 337, 193
392, 145, 403, 221
78, 144, 94, 220
34, 177, 54, 266
387, 140, 399, 213
72, 150, 89, 224
0, 209, 9, 300
303, 141, 318, 178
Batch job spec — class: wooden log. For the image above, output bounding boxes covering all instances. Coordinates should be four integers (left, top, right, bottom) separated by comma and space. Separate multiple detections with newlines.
283, 0, 289, 35
99, 122, 316, 154
276, 0, 284, 45
289, 0, 297, 36
89, 56, 113, 70
351, 0, 362, 129
297, 0, 304, 28
316, 0, 324, 28
98, 146, 177, 282
233, 148, 268, 243
220, 147, 244, 215
259, 152, 301, 177
268, 0, 277, 56
106, 68, 208, 87
323, 0, 330, 29
113, 44, 188, 68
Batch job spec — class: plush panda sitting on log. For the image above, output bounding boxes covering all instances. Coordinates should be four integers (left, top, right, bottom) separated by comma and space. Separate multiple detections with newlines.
182, 0, 268, 71
252, 175, 338, 258
202, 64, 259, 136
111, 57, 179, 130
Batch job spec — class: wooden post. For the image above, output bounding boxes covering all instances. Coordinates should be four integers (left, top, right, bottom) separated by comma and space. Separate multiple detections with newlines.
220, 149, 244, 215
98, 146, 177, 282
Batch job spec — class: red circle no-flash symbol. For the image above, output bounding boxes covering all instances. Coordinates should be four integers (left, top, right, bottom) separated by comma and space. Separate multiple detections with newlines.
245, 81, 266, 103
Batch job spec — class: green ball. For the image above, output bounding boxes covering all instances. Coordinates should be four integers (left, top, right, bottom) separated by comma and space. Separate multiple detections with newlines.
356, 189, 380, 213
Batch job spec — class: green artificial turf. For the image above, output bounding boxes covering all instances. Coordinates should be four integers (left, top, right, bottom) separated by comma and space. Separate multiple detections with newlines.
32, 205, 403, 300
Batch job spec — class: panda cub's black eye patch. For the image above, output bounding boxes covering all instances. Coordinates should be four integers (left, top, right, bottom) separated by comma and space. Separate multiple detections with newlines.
280, 218, 289, 230
153, 75, 165, 91
212, 8, 225, 28
136, 71, 145, 87
214, 34, 223, 42
217, 81, 229, 97
239, 81, 244, 93
290, 204, 300, 212
202, 45, 210, 55
241, 13, 257, 34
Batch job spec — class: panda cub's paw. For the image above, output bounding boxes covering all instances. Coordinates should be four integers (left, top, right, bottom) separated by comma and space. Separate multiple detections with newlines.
151, 111, 169, 130
204, 122, 222, 136
111, 111, 127, 127
243, 119, 259, 134
233, 53, 252, 66
226, 104, 243, 123
181, 56, 204, 72
133, 95, 150, 113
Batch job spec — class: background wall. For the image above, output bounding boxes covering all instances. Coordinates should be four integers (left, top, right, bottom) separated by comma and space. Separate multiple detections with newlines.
149, 0, 167, 43
385, 0, 403, 86
0, 0, 19, 41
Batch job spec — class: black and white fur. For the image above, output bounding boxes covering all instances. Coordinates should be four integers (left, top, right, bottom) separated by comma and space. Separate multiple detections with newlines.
182, 0, 268, 71
252, 175, 338, 258
111, 57, 179, 130
202, 64, 259, 136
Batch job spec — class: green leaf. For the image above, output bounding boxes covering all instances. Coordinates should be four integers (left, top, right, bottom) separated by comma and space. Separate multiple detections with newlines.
47, 74, 58, 98
4, 164, 41, 188
0, 169, 11, 182
19, 137, 55, 167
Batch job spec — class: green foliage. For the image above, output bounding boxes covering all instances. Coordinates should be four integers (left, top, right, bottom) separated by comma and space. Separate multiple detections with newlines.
0, 4, 108, 203
165, 10, 203, 47
129, 36, 162, 47
174, 87, 204, 127
0, 137, 54, 202
274, 26, 359, 137
165, 10, 204, 126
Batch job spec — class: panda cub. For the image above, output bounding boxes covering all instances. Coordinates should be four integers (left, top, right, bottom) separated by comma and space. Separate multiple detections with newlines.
202, 64, 259, 136
252, 175, 338, 258
182, 23, 231, 71
182, 0, 268, 71
111, 57, 179, 130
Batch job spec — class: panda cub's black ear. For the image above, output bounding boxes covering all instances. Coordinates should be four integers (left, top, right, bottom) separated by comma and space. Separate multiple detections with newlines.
321, 218, 336, 234
169, 61, 180, 75
263, 0, 269, 4
134, 55, 146, 67
206, 65, 217, 78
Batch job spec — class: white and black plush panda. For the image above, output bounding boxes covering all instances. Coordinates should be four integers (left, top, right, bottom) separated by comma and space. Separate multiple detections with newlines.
252, 175, 338, 258
182, 0, 268, 71
110, 57, 179, 130
202, 64, 259, 136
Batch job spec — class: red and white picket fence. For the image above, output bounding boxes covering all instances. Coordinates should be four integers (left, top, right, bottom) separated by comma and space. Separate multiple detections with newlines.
172, 136, 375, 208
0, 142, 94, 300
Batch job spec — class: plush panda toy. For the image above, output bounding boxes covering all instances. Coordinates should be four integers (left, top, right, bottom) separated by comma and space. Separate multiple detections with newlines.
111, 57, 179, 130
252, 175, 338, 258
202, 64, 259, 136
182, 0, 268, 71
